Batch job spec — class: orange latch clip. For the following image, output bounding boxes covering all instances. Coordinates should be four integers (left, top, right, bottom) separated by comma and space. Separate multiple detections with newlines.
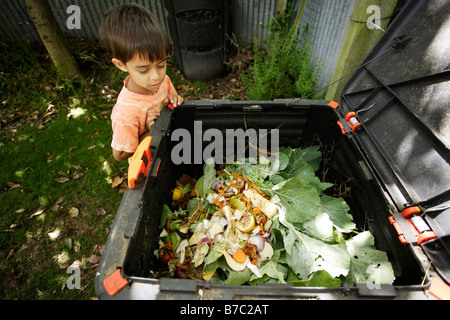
328, 101, 339, 109
401, 206, 437, 245
103, 268, 128, 297
128, 136, 153, 189
401, 206, 421, 218
389, 216, 408, 244
336, 111, 362, 135
345, 112, 362, 133
389, 206, 437, 245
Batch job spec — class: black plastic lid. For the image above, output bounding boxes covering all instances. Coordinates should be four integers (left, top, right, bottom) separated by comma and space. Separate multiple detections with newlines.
339, 0, 450, 212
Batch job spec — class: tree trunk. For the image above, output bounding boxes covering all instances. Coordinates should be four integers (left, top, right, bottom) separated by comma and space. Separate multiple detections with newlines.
24, 0, 84, 81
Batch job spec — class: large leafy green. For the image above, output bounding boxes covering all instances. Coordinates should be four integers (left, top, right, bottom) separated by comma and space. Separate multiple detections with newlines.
195, 158, 216, 196
345, 231, 396, 286
289, 270, 342, 287
280, 214, 351, 279
270, 178, 320, 223
179, 146, 395, 287
319, 195, 355, 233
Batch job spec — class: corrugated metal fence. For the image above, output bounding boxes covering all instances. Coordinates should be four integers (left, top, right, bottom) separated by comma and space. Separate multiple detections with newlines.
297, 0, 356, 88
0, 0, 356, 88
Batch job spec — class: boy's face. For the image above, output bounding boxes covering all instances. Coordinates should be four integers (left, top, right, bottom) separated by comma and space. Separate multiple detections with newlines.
113, 54, 167, 95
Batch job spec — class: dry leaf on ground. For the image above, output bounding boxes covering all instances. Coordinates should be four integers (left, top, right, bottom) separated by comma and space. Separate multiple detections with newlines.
50, 197, 64, 211
48, 228, 60, 241
86, 255, 101, 265
29, 208, 44, 219
73, 172, 84, 180
55, 177, 69, 184
6, 182, 20, 189
111, 175, 123, 188
69, 207, 79, 218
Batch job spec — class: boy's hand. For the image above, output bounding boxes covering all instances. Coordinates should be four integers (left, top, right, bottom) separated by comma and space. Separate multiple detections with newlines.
145, 108, 160, 131
163, 93, 184, 108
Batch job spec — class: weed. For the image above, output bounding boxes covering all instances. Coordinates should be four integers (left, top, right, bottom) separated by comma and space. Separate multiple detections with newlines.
242, 5, 323, 100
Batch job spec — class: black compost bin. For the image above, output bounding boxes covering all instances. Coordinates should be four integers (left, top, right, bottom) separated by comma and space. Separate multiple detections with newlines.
95, 0, 450, 300
164, 0, 230, 81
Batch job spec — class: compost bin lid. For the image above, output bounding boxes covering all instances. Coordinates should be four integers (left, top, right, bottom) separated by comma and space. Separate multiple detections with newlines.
338, 0, 450, 212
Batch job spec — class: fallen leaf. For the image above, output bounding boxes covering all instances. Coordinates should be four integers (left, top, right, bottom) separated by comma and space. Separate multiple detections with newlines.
71, 164, 83, 170
96, 207, 106, 216
6, 249, 14, 260
86, 255, 101, 265
69, 207, 79, 218
88, 145, 97, 150
50, 197, 64, 211
73, 241, 81, 253
73, 172, 84, 180
48, 228, 60, 241
99, 110, 111, 116
119, 186, 127, 193
111, 175, 123, 188
69, 260, 81, 269
6, 182, 20, 189
53, 252, 69, 268
55, 177, 69, 184
29, 208, 44, 219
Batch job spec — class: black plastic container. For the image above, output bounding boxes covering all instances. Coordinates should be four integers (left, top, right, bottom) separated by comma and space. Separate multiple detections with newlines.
95, 0, 449, 299
164, 0, 230, 81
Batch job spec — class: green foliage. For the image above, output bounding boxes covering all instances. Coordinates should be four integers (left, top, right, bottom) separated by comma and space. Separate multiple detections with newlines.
242, 8, 323, 100
182, 148, 395, 287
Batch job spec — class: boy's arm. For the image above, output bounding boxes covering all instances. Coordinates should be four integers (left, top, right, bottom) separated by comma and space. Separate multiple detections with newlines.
112, 149, 133, 161
112, 131, 149, 161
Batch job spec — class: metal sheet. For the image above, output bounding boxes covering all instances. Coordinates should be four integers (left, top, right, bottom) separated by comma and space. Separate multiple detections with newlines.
1, 0, 362, 89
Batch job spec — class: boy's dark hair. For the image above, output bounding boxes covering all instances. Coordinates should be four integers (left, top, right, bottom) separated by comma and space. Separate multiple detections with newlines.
99, 3, 170, 63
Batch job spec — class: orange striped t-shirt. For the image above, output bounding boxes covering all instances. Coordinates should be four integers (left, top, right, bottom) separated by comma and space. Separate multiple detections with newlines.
111, 75, 177, 153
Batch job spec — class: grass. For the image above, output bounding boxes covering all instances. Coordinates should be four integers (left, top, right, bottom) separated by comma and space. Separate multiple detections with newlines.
0, 38, 132, 299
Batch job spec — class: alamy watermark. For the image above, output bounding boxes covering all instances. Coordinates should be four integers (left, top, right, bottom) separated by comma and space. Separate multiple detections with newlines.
366, 5, 385, 32
170, 121, 279, 165
66, 265, 81, 289
66, 5, 81, 30
63, 4, 385, 32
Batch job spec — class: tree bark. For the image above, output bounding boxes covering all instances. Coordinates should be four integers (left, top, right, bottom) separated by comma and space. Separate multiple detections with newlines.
25, 0, 84, 81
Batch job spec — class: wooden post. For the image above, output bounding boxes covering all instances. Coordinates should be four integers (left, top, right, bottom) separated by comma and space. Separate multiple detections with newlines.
326, 0, 397, 102
275, 0, 287, 15
24, 0, 84, 81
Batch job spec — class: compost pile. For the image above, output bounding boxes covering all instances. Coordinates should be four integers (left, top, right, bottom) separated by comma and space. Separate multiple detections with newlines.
157, 146, 395, 286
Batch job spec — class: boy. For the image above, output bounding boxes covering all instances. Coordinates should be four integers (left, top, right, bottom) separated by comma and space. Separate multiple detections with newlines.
99, 3, 183, 161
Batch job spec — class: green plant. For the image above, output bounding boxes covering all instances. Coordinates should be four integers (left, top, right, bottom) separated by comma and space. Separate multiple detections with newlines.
242, 4, 323, 100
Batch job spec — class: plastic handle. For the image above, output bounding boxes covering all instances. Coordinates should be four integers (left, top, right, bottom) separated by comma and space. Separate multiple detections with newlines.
128, 136, 153, 189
